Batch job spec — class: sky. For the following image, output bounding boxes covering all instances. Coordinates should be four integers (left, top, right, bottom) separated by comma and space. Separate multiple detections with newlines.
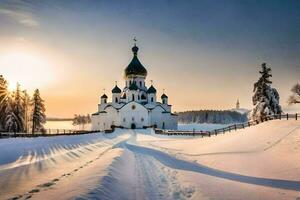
0, 0, 299, 117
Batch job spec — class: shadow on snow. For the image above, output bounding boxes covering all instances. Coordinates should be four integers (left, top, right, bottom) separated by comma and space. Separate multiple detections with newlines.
125, 143, 300, 191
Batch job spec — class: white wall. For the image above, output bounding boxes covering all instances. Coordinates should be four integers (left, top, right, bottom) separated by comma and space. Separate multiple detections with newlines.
119, 102, 149, 128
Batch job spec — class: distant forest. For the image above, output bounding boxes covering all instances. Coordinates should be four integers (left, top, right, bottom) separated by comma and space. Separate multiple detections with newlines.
176, 110, 248, 124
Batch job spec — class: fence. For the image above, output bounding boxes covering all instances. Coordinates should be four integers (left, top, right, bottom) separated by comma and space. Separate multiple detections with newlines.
155, 113, 298, 137
0, 129, 101, 138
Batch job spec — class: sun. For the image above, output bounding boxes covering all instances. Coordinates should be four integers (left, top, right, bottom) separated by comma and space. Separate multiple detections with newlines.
0, 52, 55, 91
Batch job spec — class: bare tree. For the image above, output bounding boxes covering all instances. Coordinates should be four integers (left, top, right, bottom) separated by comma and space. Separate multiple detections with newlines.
288, 83, 300, 104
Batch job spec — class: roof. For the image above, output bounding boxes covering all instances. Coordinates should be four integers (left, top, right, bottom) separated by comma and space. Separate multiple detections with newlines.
161, 93, 168, 98
103, 101, 168, 112
101, 94, 108, 98
124, 45, 147, 77
128, 82, 138, 90
147, 85, 157, 94
112, 85, 121, 93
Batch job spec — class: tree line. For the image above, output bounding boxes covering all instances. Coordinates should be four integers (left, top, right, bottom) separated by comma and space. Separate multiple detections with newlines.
0, 75, 46, 135
72, 114, 91, 130
176, 110, 248, 124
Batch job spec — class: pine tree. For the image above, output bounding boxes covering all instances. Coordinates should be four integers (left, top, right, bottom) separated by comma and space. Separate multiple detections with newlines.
12, 83, 25, 132
251, 63, 282, 120
0, 75, 9, 130
31, 89, 46, 134
5, 95, 22, 135
22, 90, 31, 133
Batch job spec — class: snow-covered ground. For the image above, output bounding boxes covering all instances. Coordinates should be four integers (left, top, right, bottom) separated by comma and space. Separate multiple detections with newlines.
1, 119, 300, 200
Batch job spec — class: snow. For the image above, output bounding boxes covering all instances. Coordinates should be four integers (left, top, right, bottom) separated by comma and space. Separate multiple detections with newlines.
1, 119, 300, 200
178, 123, 230, 131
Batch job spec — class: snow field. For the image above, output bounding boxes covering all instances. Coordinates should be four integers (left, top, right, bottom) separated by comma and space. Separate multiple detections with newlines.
1, 120, 300, 200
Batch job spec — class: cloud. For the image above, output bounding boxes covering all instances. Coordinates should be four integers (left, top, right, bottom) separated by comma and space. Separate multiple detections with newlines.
0, 0, 39, 27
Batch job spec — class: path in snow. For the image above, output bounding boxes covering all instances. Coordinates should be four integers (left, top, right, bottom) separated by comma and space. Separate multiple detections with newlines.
77, 130, 195, 200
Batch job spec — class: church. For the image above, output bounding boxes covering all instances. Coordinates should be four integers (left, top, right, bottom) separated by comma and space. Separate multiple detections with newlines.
91, 43, 178, 131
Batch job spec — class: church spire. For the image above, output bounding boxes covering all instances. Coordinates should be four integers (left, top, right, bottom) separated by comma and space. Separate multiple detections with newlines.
124, 37, 147, 78
236, 99, 240, 109
132, 37, 139, 56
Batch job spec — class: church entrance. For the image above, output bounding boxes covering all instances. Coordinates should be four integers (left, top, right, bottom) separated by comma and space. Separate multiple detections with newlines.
131, 123, 136, 129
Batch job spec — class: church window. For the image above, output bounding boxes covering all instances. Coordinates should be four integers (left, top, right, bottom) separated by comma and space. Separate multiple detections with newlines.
151, 97, 154, 102
123, 118, 126, 122
132, 94, 135, 101
104, 99, 107, 103
132, 117, 135, 121
129, 80, 132, 85
141, 118, 144, 122
115, 97, 118, 103
140, 81, 142, 87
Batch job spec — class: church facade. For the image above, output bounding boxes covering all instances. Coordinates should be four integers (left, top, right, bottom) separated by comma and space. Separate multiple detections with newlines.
91, 44, 178, 131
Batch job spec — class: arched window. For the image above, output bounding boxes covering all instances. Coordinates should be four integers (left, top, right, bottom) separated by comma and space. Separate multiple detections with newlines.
140, 81, 142, 87
104, 99, 107, 103
151, 97, 154, 102
132, 94, 135, 101
115, 97, 118, 103
129, 80, 132, 85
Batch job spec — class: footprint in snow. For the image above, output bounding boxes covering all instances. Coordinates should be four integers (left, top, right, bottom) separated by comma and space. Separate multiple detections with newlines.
29, 189, 40, 193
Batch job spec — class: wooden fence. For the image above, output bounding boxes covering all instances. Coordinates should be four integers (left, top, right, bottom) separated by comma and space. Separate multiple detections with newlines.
0, 129, 101, 138
155, 113, 298, 137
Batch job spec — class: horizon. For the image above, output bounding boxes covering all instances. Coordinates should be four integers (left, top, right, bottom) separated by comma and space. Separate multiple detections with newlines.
0, 0, 299, 117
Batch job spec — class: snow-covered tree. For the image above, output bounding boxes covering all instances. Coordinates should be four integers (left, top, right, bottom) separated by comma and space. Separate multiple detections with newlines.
22, 90, 31, 133
73, 114, 91, 130
250, 63, 282, 120
12, 83, 25, 132
0, 75, 9, 129
31, 89, 46, 134
5, 96, 22, 135
288, 83, 300, 104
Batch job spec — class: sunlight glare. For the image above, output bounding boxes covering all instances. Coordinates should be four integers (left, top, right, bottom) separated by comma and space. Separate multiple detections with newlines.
0, 52, 55, 91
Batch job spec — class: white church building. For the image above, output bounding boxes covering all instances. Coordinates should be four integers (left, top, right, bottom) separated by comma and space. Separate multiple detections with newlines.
91, 43, 178, 131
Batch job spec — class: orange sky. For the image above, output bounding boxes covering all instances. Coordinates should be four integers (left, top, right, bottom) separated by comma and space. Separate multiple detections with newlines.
0, 1, 299, 117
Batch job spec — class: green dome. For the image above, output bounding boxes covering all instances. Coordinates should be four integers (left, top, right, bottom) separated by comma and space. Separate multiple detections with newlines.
112, 85, 121, 93
147, 85, 157, 94
161, 93, 168, 98
129, 82, 138, 90
124, 45, 147, 77
101, 94, 108, 98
